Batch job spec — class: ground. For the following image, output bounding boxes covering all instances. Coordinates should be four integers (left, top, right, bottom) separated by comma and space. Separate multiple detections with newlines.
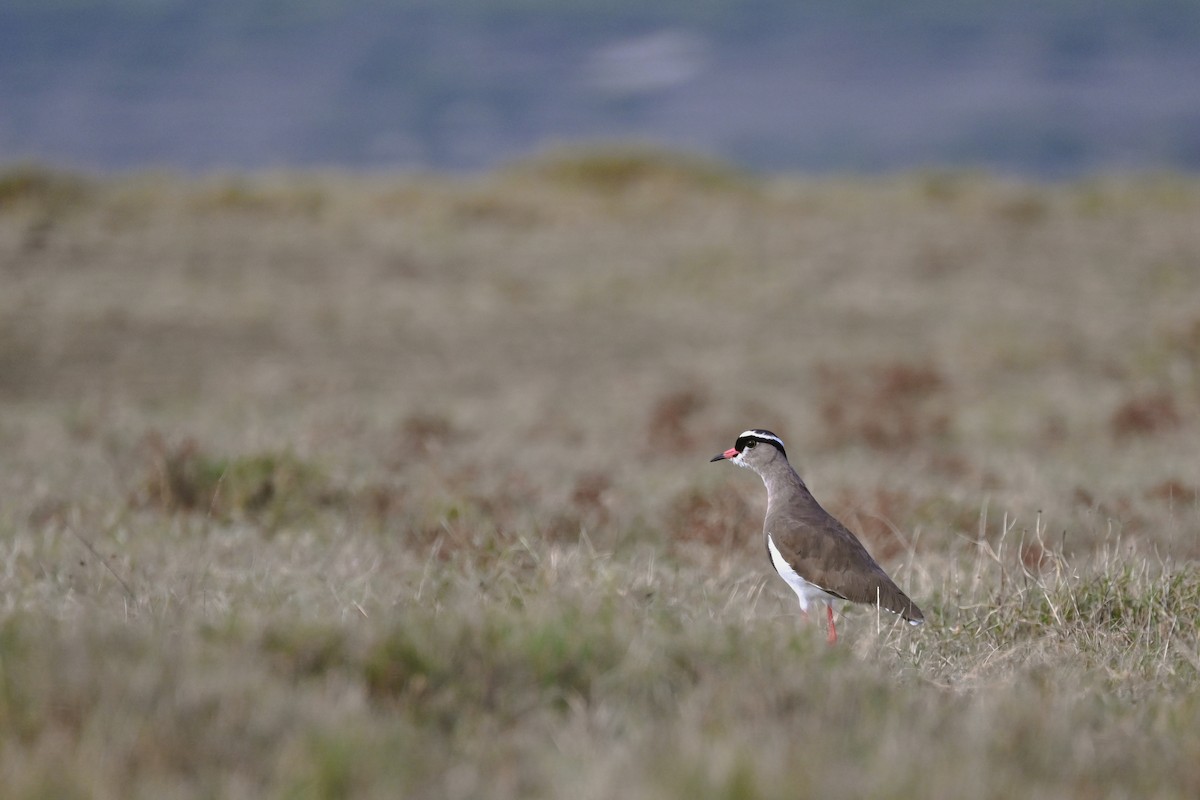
1, 151, 1199, 798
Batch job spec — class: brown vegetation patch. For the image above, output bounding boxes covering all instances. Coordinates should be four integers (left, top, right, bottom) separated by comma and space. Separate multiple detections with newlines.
666, 483, 756, 556
644, 387, 708, 456
129, 432, 340, 526
1144, 480, 1199, 506
926, 452, 971, 480
815, 361, 952, 450
567, 471, 614, 529
510, 146, 750, 195
1069, 491, 1150, 536
131, 433, 214, 514
994, 193, 1050, 228
541, 471, 616, 542
393, 412, 460, 462
1019, 541, 1051, 571
829, 486, 986, 559
466, 470, 541, 525
355, 481, 410, 527
1073, 486, 1096, 508
1110, 392, 1181, 439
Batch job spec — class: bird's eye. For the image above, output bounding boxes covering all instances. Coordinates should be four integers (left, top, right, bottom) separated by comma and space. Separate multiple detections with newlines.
745, 441, 757, 449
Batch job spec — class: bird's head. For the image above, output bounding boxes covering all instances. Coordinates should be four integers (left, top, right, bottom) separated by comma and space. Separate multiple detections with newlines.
710, 429, 788, 472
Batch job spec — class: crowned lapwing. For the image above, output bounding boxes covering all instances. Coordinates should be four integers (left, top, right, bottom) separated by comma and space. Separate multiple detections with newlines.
711, 429, 924, 643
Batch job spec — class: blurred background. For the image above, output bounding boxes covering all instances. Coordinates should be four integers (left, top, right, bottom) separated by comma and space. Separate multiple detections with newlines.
4, 5, 1200, 795
3, 0, 1199, 176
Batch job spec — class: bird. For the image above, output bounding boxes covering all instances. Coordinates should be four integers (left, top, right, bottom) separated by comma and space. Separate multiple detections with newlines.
711, 429, 923, 643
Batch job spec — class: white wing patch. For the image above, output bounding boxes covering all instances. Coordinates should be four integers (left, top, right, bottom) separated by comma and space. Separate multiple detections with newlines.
767, 535, 840, 613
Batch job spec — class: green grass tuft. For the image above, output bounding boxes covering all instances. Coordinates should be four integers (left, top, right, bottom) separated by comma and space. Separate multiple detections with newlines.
129, 433, 340, 529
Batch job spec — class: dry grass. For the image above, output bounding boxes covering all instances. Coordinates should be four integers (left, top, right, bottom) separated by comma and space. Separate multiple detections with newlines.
1, 155, 1200, 798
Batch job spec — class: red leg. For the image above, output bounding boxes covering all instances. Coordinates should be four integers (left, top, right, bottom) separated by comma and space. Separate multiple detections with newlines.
826, 604, 837, 645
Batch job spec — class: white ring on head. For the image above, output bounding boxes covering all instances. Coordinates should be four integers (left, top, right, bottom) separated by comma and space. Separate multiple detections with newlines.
738, 430, 785, 450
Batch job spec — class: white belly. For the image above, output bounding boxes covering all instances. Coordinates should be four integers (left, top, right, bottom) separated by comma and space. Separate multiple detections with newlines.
767, 535, 840, 613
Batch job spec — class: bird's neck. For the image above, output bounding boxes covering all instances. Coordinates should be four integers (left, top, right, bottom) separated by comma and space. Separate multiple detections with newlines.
758, 461, 807, 510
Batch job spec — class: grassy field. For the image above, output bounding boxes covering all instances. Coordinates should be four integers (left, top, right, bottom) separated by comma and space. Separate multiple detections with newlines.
2, 152, 1200, 798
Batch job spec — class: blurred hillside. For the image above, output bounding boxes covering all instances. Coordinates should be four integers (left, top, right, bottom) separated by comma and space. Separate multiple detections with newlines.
2, 0, 1199, 175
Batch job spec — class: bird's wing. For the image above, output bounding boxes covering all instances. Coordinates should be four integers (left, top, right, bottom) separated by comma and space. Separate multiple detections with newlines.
767, 497, 924, 623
